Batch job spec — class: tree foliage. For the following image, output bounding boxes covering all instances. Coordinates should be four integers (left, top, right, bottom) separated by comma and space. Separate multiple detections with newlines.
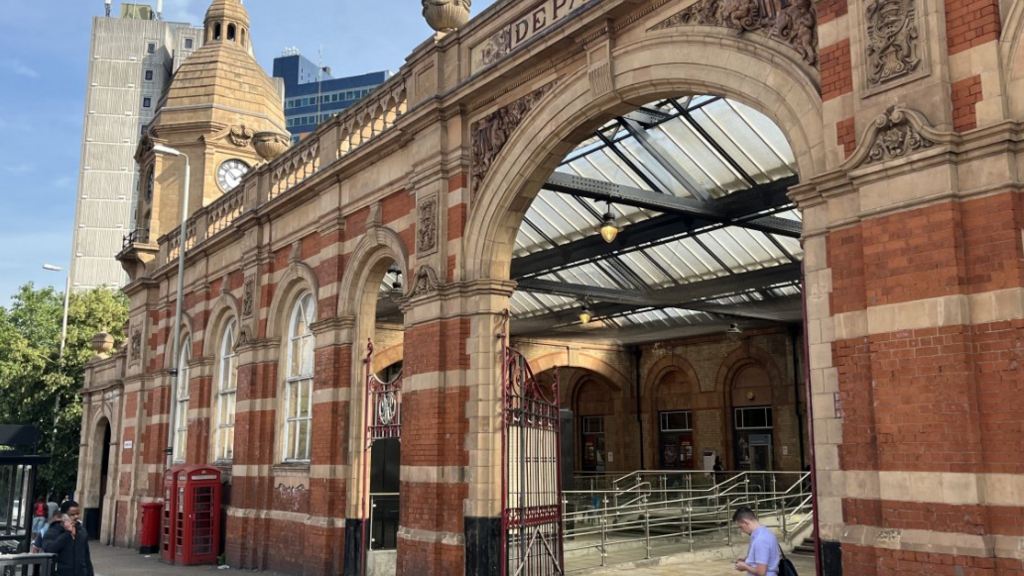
0, 283, 128, 497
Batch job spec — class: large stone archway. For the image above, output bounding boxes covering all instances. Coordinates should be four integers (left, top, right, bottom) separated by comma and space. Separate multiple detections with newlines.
464, 29, 824, 283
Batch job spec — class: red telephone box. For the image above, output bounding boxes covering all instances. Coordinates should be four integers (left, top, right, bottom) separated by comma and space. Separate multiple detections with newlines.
160, 464, 187, 563
175, 465, 222, 566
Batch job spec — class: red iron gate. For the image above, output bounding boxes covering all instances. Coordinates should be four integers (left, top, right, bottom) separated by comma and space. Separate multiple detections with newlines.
501, 311, 564, 576
361, 339, 402, 575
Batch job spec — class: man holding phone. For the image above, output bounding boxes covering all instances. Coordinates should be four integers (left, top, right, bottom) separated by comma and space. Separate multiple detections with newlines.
732, 506, 780, 576
41, 500, 95, 576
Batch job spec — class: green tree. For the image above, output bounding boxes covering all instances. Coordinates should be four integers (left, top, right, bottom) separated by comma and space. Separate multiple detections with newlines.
0, 283, 128, 497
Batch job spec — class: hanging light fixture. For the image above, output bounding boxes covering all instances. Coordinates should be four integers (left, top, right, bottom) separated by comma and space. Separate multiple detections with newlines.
579, 303, 593, 325
726, 323, 743, 341
599, 200, 619, 244
389, 266, 403, 295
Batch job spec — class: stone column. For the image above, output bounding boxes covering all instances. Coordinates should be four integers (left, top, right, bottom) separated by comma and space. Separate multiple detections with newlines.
394, 279, 513, 576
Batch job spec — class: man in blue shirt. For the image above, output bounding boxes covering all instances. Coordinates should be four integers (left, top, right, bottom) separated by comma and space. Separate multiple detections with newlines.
733, 506, 780, 576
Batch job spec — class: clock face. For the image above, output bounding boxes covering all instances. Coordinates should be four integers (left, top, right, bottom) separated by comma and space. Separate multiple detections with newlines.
145, 169, 154, 201
217, 159, 250, 192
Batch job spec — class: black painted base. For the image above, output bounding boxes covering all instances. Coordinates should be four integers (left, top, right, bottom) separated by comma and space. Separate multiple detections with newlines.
342, 518, 365, 576
139, 544, 159, 554
821, 539, 842, 576
465, 517, 501, 576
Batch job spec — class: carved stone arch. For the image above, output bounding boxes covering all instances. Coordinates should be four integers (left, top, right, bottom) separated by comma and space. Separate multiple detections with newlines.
266, 261, 319, 339
202, 291, 241, 358
643, 354, 702, 408
336, 226, 410, 318
567, 370, 618, 415
714, 344, 786, 395
463, 30, 824, 282
526, 351, 629, 399
371, 343, 404, 374
165, 312, 196, 369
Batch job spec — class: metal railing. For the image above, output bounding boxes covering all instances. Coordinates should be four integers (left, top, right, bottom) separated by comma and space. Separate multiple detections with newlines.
0, 553, 56, 576
122, 228, 150, 249
561, 471, 812, 572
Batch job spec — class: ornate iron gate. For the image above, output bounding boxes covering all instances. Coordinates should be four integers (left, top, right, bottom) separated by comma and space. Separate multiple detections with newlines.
361, 339, 402, 575
501, 311, 564, 576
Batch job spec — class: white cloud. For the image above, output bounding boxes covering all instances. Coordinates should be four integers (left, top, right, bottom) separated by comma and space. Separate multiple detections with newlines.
51, 176, 75, 189
1, 59, 39, 78
2, 164, 33, 175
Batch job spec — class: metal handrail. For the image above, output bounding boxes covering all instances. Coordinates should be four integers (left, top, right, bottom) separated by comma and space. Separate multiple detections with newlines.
561, 471, 812, 573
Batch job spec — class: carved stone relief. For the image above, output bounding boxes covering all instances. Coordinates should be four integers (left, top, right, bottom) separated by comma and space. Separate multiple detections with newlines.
649, 0, 817, 66
865, 0, 920, 87
417, 197, 438, 254
235, 324, 255, 351
242, 276, 255, 318
471, 81, 556, 199
130, 329, 142, 363
410, 265, 441, 298
865, 105, 933, 163
229, 125, 256, 147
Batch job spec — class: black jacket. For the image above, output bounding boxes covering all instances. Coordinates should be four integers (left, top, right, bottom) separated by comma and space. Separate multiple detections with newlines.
41, 522, 94, 576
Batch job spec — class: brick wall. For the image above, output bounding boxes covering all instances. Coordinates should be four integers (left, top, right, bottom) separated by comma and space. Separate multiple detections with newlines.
836, 117, 856, 158
820, 39, 853, 101
945, 0, 1000, 55
816, 0, 848, 24
952, 75, 983, 132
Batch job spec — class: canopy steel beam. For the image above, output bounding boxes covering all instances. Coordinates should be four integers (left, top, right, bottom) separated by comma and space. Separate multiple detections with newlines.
518, 263, 800, 307
513, 263, 801, 332
618, 117, 711, 201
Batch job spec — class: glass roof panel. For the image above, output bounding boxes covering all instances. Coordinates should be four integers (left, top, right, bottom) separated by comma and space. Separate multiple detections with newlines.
508, 96, 803, 341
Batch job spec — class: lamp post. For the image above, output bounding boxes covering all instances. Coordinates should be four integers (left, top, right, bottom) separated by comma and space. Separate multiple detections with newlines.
152, 143, 190, 470
42, 265, 71, 361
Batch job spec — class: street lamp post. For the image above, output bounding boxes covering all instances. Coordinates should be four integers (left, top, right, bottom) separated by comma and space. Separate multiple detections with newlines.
152, 144, 190, 470
42, 265, 71, 361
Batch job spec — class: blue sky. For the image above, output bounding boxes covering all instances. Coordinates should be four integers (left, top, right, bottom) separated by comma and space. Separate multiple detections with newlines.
0, 0, 498, 305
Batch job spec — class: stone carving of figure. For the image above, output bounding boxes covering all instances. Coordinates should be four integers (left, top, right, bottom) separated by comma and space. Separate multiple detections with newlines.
721, 0, 761, 31
773, 0, 817, 66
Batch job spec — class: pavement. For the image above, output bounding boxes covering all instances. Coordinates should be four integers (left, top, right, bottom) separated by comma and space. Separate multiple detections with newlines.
91, 541, 816, 576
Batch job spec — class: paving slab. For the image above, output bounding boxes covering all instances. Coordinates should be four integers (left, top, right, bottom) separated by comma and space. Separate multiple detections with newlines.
90, 541, 816, 576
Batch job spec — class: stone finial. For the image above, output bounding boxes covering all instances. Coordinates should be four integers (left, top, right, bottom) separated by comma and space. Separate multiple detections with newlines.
92, 332, 115, 358
422, 0, 471, 33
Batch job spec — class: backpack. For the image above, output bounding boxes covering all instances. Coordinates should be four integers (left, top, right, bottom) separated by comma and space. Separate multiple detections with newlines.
35, 502, 46, 517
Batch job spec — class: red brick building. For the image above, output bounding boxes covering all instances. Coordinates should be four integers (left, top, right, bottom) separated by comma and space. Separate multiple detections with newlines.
78, 0, 1024, 574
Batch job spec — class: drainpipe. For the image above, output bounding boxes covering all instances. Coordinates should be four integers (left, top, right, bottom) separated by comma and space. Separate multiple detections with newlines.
800, 262, 822, 576
634, 346, 644, 470
790, 326, 806, 471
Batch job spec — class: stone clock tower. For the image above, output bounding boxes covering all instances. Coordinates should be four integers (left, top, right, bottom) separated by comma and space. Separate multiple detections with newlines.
132, 0, 288, 252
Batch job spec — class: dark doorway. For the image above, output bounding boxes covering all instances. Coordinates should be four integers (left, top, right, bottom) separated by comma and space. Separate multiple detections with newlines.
86, 421, 111, 540
369, 438, 400, 549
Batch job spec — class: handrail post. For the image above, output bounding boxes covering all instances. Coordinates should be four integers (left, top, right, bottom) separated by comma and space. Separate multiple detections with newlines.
643, 494, 651, 559
600, 495, 609, 567
686, 503, 694, 552
368, 495, 376, 551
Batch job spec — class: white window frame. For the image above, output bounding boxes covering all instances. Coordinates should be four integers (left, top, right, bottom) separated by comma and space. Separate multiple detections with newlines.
659, 410, 692, 432
214, 319, 238, 462
283, 293, 315, 462
734, 406, 773, 430
173, 336, 191, 463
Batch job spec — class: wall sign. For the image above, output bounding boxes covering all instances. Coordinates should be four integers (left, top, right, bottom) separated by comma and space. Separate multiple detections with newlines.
124, 440, 133, 450
472, 0, 596, 72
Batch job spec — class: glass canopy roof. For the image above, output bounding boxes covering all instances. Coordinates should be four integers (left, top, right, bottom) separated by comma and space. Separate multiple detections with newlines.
506, 96, 803, 343
377, 95, 804, 343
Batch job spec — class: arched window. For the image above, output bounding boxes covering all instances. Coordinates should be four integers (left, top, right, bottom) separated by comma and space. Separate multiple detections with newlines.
214, 23, 222, 41
227, 24, 236, 41
241, 29, 247, 48
284, 293, 315, 461
173, 336, 192, 463
214, 319, 238, 461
